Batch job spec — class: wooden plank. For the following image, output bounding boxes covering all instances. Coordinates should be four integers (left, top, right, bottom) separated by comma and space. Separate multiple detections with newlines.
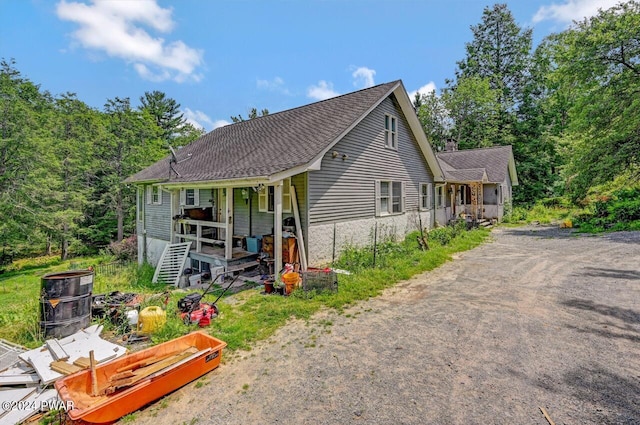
73, 357, 91, 368
114, 350, 180, 373
539, 406, 556, 425
21, 331, 127, 385
50, 360, 83, 375
0, 388, 57, 425
45, 339, 69, 361
0, 373, 40, 386
90, 350, 98, 397
290, 185, 308, 271
104, 347, 198, 393
110, 370, 135, 381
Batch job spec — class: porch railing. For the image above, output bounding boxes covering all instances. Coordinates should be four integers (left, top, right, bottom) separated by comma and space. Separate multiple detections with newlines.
175, 219, 227, 253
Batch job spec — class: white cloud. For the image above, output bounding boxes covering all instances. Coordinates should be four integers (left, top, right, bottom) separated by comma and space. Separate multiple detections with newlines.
533, 0, 621, 24
351, 66, 376, 88
407, 82, 438, 102
257, 77, 291, 95
183, 108, 219, 130
57, 0, 203, 82
212, 119, 231, 129
307, 80, 340, 101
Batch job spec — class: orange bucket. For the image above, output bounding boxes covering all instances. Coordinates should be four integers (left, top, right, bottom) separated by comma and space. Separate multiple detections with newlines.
282, 272, 300, 295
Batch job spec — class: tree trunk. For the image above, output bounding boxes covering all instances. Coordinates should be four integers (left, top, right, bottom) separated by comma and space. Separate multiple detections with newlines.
116, 187, 124, 242
61, 223, 68, 260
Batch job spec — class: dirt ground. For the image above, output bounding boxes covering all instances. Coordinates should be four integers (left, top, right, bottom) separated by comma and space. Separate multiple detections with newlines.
130, 225, 640, 425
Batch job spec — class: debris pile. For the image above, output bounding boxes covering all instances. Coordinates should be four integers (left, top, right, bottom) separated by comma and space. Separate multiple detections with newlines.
0, 325, 126, 424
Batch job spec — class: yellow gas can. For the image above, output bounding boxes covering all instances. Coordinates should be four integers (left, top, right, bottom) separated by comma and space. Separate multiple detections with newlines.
137, 306, 166, 334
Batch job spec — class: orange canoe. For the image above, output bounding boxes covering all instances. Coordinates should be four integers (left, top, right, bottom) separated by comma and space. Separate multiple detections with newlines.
55, 331, 226, 424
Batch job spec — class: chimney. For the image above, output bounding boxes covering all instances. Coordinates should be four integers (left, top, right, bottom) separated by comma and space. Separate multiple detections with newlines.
445, 138, 458, 152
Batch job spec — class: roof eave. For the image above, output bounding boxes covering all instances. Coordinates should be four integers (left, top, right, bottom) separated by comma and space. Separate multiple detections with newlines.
393, 83, 446, 182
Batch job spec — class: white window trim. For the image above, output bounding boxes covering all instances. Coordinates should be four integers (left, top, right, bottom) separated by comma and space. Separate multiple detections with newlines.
258, 178, 292, 213
435, 184, 445, 209
384, 114, 398, 150
180, 188, 200, 207
420, 182, 433, 211
498, 185, 504, 205
137, 187, 144, 221
146, 185, 162, 205
375, 180, 405, 217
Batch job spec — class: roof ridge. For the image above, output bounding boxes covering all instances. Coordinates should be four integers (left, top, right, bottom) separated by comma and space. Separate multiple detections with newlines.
219, 80, 401, 129
437, 145, 512, 155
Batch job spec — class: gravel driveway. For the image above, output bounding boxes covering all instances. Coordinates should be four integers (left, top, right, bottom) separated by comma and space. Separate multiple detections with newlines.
133, 226, 640, 425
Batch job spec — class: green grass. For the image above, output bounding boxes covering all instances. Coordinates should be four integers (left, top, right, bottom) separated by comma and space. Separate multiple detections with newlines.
0, 256, 159, 347
0, 227, 490, 352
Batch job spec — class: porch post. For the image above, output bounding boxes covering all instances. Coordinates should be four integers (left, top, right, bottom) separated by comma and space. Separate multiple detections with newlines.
480, 183, 484, 219
225, 187, 234, 260
170, 189, 179, 243
451, 184, 456, 218
274, 181, 283, 276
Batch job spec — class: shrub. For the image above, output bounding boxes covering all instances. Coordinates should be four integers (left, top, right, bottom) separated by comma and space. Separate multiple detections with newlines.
104, 235, 138, 262
574, 187, 640, 232
427, 221, 467, 246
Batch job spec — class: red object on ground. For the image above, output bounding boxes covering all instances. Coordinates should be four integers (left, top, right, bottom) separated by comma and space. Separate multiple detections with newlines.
180, 303, 218, 326
55, 332, 226, 424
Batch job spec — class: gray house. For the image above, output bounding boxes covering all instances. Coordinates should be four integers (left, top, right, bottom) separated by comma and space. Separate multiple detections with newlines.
435, 143, 518, 225
125, 80, 445, 274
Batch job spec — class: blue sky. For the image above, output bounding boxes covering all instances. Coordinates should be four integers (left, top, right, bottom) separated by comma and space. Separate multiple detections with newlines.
0, 0, 621, 131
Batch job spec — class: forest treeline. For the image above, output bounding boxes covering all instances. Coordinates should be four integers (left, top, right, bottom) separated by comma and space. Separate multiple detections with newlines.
1, 2, 639, 261
0, 64, 204, 261
416, 2, 639, 205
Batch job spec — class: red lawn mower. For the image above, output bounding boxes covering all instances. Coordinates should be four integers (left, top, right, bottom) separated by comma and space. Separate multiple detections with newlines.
177, 273, 240, 327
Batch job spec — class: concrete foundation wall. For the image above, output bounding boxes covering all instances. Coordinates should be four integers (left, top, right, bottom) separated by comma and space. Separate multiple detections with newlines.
307, 211, 432, 266
137, 235, 170, 267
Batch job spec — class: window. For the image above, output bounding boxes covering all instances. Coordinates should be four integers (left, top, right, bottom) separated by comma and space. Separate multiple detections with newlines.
435, 185, 445, 208
146, 185, 162, 205
498, 185, 504, 205
384, 114, 397, 149
180, 188, 200, 206
376, 180, 405, 216
420, 183, 432, 210
457, 185, 469, 206
258, 178, 292, 213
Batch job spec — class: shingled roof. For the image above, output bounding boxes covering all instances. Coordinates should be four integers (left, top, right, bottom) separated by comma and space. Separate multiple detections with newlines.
436, 145, 518, 185
126, 80, 434, 185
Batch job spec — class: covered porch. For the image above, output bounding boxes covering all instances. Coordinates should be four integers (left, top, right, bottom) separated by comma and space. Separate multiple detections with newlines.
436, 179, 503, 225
166, 178, 308, 277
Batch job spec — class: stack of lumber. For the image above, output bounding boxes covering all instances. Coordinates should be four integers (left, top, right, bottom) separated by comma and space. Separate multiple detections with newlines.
100, 346, 205, 395
17, 324, 127, 385
0, 325, 127, 424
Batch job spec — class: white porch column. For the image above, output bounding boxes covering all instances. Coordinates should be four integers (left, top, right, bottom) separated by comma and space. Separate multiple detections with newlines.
274, 181, 283, 276
225, 187, 234, 260
170, 189, 179, 243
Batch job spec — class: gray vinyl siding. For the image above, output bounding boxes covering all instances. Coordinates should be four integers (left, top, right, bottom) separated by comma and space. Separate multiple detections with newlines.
197, 188, 214, 208
145, 188, 172, 240
232, 174, 307, 239
308, 95, 434, 225
233, 188, 250, 235
249, 189, 274, 237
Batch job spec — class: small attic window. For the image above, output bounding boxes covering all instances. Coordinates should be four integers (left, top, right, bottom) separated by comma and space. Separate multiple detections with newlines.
384, 114, 397, 150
